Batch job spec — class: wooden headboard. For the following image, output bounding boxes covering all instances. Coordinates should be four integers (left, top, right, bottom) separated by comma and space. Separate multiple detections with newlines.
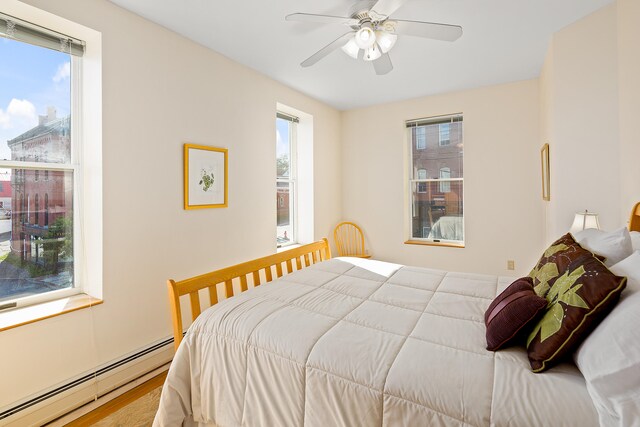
167, 238, 331, 350
630, 202, 640, 232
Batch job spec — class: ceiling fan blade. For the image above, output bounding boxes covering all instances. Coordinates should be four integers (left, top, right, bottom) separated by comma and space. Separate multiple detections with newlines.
391, 19, 463, 42
286, 13, 359, 26
370, 0, 407, 18
301, 32, 355, 67
373, 52, 393, 75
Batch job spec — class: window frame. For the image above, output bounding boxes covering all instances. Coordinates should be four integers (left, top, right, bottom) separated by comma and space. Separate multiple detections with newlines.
276, 113, 298, 248
0, 58, 81, 308
406, 114, 464, 247
0, 2, 103, 319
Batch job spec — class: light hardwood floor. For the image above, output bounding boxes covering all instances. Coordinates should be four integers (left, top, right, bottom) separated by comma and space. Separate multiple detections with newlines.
64, 372, 166, 426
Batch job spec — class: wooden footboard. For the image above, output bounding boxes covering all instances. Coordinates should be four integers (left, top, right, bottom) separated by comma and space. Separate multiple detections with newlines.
167, 238, 331, 350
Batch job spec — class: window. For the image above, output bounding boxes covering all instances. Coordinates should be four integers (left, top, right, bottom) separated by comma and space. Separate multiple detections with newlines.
416, 127, 426, 149
439, 167, 451, 193
417, 168, 427, 193
276, 112, 298, 247
407, 115, 463, 244
439, 123, 450, 146
0, 12, 85, 308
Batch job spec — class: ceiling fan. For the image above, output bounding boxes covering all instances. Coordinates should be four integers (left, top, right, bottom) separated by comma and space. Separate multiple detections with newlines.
286, 0, 462, 75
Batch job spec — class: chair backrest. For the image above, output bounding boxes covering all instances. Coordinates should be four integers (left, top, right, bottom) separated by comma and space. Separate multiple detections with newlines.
334, 221, 367, 257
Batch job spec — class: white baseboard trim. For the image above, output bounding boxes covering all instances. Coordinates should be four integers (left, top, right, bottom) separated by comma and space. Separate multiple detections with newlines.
0, 337, 174, 427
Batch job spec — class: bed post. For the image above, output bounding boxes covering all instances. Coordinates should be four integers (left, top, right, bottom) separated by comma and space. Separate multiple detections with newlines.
322, 237, 332, 260
167, 279, 183, 351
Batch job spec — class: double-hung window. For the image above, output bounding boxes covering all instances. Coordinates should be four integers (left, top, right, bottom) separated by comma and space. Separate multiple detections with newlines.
276, 112, 298, 247
0, 13, 84, 309
407, 114, 464, 245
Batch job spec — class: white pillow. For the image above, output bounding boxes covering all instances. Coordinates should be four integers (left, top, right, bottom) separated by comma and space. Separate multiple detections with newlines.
573, 227, 633, 267
630, 231, 640, 252
574, 251, 640, 427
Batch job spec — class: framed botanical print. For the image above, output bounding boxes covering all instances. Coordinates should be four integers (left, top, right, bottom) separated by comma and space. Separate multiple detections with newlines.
184, 143, 228, 209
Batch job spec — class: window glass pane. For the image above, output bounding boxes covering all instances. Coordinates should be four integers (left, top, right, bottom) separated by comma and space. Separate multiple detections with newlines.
412, 122, 463, 179
0, 168, 73, 303
276, 181, 293, 245
411, 181, 463, 241
0, 37, 71, 164
276, 118, 290, 179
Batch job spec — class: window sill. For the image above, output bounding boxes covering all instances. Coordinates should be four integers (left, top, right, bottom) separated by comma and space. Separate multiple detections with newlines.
0, 294, 102, 332
405, 240, 465, 248
277, 243, 302, 253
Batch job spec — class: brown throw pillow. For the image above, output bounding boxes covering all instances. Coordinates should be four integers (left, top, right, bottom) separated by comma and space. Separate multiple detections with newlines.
529, 233, 593, 297
485, 277, 547, 351
526, 241, 627, 372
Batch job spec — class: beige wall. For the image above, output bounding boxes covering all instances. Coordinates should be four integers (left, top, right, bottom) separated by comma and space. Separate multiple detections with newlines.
341, 80, 543, 277
540, 1, 640, 240
541, 4, 620, 241
0, 0, 342, 408
617, 0, 640, 218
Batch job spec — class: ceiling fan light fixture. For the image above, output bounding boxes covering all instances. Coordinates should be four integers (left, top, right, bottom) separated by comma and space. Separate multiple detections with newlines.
375, 30, 397, 53
355, 26, 376, 49
341, 36, 360, 59
363, 44, 381, 61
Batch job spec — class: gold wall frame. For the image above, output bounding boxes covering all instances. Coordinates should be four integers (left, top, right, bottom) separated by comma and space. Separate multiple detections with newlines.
541, 143, 550, 201
184, 143, 228, 209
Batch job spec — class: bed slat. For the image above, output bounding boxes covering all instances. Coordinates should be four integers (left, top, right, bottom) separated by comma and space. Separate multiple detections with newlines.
189, 292, 201, 319
224, 280, 233, 298
208, 284, 218, 306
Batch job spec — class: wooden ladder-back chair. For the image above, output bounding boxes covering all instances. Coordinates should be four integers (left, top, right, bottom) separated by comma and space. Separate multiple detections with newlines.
334, 221, 371, 258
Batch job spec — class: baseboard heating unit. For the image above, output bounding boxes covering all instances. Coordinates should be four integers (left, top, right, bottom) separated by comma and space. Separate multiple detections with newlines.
0, 337, 174, 426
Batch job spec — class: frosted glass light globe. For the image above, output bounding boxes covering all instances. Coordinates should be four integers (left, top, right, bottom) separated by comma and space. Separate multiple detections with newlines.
355, 27, 376, 49
341, 36, 360, 59
363, 44, 382, 61
375, 30, 397, 53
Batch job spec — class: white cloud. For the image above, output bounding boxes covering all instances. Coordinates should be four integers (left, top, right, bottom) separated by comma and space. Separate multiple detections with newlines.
52, 62, 70, 83
0, 99, 38, 130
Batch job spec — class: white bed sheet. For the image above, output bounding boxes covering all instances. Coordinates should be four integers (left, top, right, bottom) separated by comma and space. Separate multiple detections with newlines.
154, 257, 598, 427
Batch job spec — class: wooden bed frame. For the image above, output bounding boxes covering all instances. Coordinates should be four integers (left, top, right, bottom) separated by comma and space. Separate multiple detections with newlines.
167, 238, 331, 350
630, 202, 640, 232
167, 203, 640, 351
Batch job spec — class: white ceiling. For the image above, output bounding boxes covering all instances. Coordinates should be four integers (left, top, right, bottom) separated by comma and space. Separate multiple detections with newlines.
108, 0, 612, 110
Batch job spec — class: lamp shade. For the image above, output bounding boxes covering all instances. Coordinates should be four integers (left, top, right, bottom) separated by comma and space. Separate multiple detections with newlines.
355, 26, 376, 49
570, 210, 601, 233
363, 44, 381, 61
375, 30, 397, 53
341, 37, 359, 59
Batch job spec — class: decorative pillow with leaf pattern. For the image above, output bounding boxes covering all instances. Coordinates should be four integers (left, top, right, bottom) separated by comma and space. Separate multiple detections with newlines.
529, 234, 590, 297
526, 236, 627, 372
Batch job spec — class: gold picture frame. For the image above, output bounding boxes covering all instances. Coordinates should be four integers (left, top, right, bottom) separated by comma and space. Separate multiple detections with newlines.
184, 143, 228, 209
541, 143, 550, 201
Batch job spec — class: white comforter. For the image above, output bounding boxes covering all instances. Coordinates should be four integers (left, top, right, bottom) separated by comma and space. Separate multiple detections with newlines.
154, 257, 598, 427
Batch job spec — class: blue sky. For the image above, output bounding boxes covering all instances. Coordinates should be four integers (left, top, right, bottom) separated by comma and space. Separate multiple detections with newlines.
0, 37, 70, 161
276, 118, 289, 158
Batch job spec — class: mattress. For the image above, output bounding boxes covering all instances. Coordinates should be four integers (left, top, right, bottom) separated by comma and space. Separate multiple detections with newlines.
154, 257, 598, 426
